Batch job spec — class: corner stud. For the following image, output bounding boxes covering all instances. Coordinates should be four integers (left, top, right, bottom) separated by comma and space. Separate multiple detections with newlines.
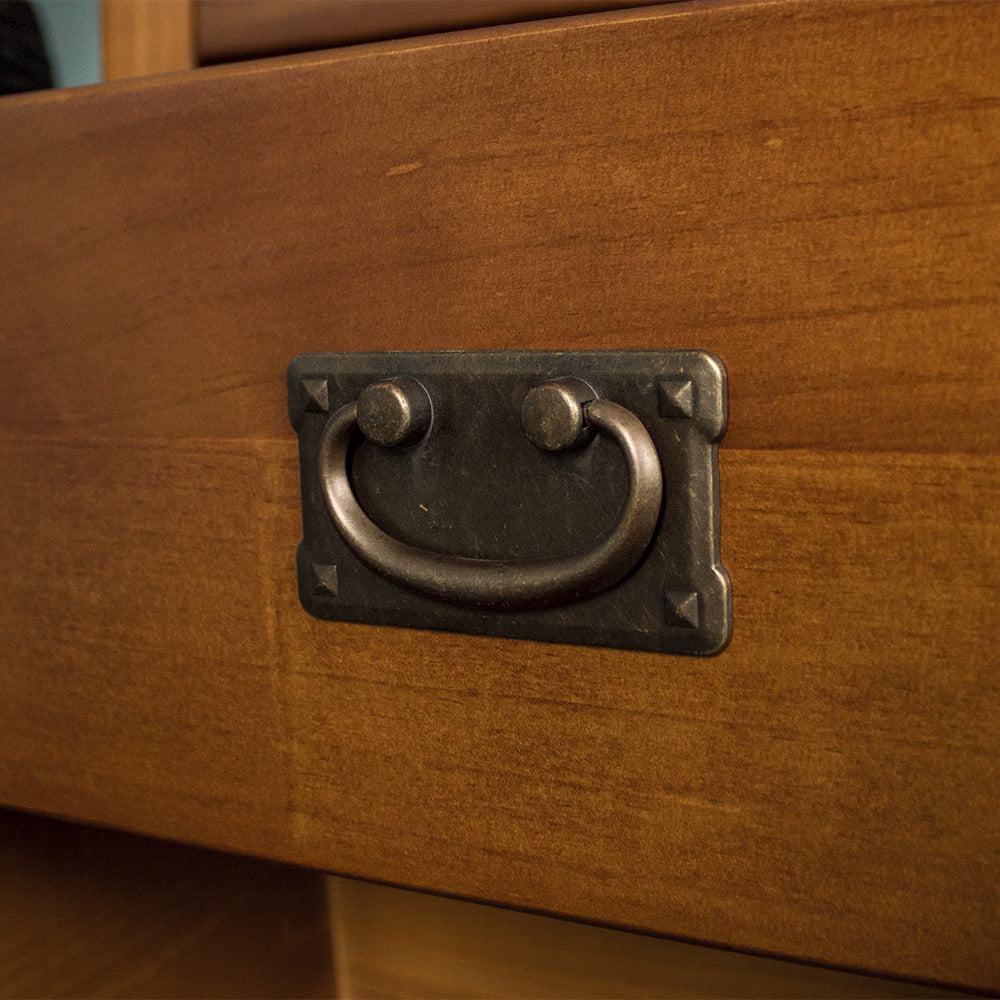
658, 378, 694, 419
312, 564, 338, 597
664, 590, 699, 629
302, 378, 330, 413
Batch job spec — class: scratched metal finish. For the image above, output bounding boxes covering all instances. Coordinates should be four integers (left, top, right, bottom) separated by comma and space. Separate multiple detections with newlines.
288, 350, 730, 655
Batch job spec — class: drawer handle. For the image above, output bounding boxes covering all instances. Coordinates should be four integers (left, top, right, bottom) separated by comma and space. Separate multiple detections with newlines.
317, 376, 662, 611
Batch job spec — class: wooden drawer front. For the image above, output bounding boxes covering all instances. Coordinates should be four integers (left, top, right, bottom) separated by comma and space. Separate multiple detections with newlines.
1, 0, 998, 990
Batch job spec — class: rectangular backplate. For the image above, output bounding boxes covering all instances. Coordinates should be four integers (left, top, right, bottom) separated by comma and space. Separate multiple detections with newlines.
288, 350, 730, 655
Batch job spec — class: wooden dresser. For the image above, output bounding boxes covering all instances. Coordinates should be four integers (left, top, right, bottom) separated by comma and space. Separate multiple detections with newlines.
1, 0, 997, 994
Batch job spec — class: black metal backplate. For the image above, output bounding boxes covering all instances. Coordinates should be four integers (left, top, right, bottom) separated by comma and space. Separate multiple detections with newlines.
288, 351, 731, 655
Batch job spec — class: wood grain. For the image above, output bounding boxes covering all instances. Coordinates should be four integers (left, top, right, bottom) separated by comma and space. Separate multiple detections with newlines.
0, 437, 293, 851
1, 0, 998, 991
199, 0, 663, 63
0, 808, 334, 999
1, 0, 997, 452
0, 437, 996, 989
102, 0, 196, 80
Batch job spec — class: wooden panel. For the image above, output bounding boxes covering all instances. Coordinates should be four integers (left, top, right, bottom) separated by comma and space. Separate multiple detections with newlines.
0, 436, 996, 989
102, 0, 196, 80
2, 0, 997, 452
0, 809, 334, 998
0, 438, 293, 849
327, 877, 960, 999
199, 0, 663, 63
1, 0, 998, 991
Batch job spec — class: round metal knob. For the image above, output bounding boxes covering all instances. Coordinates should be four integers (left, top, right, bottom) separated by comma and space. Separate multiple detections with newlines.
520, 377, 597, 452
356, 377, 432, 448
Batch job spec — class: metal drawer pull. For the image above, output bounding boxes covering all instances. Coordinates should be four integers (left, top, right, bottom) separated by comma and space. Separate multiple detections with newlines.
317, 376, 662, 611
290, 350, 730, 654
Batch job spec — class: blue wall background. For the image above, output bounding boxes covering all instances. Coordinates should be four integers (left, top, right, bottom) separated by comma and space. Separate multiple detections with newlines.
31, 0, 101, 87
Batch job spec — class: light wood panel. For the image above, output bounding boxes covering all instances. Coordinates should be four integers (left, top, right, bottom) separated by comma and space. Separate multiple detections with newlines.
1, 0, 998, 991
0, 808, 334, 999
102, 0, 196, 80
199, 0, 663, 63
327, 876, 961, 999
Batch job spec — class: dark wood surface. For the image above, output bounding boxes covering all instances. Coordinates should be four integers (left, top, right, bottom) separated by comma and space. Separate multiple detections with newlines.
1, 0, 998, 990
0, 809, 334, 999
